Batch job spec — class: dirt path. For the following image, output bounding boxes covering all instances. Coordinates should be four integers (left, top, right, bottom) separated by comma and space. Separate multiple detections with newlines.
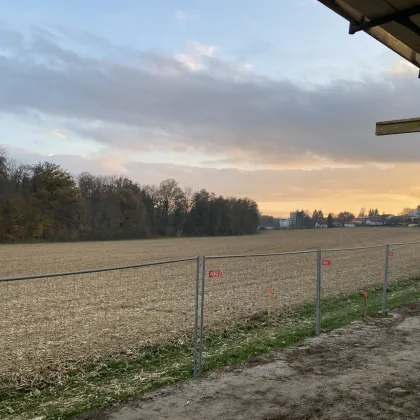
80, 302, 420, 420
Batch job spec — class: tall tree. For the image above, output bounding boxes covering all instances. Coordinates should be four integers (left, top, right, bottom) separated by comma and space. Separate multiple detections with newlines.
32, 162, 81, 239
337, 211, 355, 224
327, 213, 333, 228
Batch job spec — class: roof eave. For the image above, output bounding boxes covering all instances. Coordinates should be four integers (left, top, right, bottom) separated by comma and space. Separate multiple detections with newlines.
318, 0, 420, 71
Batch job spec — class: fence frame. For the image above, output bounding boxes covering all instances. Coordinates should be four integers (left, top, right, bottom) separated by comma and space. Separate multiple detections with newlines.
193, 257, 201, 377
0, 257, 200, 283
195, 240, 420, 374
382, 244, 390, 313
198, 255, 206, 376
2, 239, 420, 382
198, 249, 318, 373
316, 249, 322, 335
0, 256, 202, 380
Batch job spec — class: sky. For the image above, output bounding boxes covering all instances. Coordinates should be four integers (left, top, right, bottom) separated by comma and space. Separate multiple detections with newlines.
1, 0, 420, 217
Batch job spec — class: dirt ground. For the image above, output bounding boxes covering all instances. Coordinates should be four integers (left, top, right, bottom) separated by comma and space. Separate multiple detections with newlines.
80, 302, 420, 420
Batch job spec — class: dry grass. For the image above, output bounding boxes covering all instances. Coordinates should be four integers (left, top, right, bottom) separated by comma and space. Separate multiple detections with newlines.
1, 227, 420, 390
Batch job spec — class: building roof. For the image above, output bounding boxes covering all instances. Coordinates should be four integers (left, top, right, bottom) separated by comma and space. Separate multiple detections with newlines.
318, 1, 420, 73
367, 216, 384, 222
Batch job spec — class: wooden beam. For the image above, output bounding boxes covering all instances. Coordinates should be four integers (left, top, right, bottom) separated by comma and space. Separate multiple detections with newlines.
376, 117, 420, 136
317, 1, 420, 71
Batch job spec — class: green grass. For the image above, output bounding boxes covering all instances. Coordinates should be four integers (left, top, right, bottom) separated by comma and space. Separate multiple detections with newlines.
1, 277, 419, 420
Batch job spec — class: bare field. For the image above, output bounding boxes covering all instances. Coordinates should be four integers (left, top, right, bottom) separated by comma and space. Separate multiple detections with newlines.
1, 228, 420, 389
2, 227, 420, 277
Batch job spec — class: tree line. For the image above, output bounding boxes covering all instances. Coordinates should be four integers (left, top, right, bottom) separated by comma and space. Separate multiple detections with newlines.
0, 150, 260, 242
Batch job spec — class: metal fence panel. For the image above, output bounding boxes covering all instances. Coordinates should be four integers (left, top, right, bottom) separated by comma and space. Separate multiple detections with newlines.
388, 241, 420, 285
199, 251, 317, 373
3, 238, 420, 388
0, 257, 199, 390
320, 246, 385, 332
386, 241, 420, 311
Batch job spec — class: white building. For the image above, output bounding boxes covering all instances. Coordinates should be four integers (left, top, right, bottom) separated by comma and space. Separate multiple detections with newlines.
279, 218, 290, 229
366, 217, 384, 226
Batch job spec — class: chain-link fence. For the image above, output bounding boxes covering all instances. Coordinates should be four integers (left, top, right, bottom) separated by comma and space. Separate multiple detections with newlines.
319, 245, 386, 331
1, 240, 420, 389
198, 251, 317, 373
196, 241, 420, 375
0, 257, 200, 390
386, 241, 420, 310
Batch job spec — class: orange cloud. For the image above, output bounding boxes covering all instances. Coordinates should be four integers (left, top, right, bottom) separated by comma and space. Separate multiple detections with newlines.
51, 129, 67, 139
38, 129, 67, 139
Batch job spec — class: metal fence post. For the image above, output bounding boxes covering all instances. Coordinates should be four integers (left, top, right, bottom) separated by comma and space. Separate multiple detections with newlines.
193, 256, 200, 377
382, 244, 390, 313
316, 249, 322, 335
198, 255, 206, 375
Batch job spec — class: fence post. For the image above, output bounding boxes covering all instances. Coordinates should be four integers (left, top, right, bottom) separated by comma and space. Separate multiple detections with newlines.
193, 256, 200, 377
316, 249, 322, 335
198, 255, 206, 376
382, 244, 390, 314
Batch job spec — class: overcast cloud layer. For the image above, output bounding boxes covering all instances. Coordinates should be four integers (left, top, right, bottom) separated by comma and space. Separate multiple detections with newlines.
1, 25, 420, 168
1, 24, 420, 216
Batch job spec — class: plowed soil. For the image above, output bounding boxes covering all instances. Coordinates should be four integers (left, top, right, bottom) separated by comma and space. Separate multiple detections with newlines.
2, 228, 420, 277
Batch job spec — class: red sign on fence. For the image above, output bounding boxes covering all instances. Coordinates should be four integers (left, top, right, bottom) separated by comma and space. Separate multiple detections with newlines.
209, 270, 223, 278
389, 251, 394, 257
322, 260, 332, 266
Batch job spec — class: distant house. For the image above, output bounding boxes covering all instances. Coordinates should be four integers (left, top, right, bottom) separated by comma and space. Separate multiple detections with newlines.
406, 211, 420, 226
386, 216, 404, 226
279, 218, 290, 229
409, 210, 420, 220
289, 211, 305, 229
315, 222, 328, 228
366, 216, 385, 226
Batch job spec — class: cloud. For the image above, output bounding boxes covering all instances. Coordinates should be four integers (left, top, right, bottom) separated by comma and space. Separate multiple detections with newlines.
37, 128, 67, 139
388, 60, 418, 76
96, 152, 130, 173
51, 129, 67, 139
174, 40, 219, 71
1, 26, 420, 171
2, 144, 419, 216
174, 10, 188, 23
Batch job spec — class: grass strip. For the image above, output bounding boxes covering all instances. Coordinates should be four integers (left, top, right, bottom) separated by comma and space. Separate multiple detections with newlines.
1, 277, 419, 420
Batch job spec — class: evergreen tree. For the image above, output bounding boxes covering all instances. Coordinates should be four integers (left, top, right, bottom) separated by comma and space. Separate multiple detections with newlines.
327, 213, 333, 228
